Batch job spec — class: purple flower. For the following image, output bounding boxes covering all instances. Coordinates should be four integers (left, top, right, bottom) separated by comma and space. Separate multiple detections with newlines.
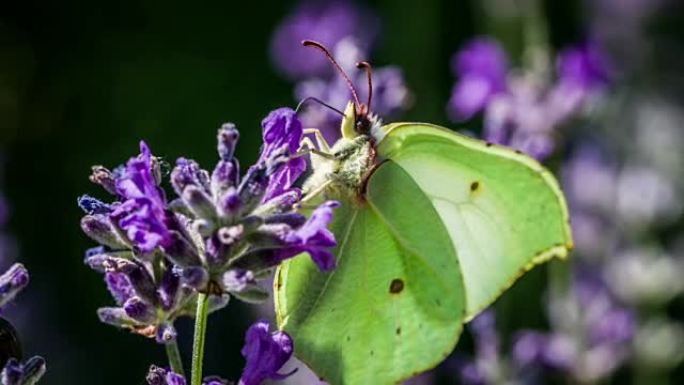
270, 0, 377, 80
272, 201, 339, 271
1, 357, 46, 385
239, 320, 296, 385
448, 37, 508, 121
557, 43, 611, 91
259, 108, 306, 203
111, 142, 174, 253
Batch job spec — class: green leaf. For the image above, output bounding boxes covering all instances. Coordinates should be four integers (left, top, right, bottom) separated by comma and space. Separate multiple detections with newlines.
275, 161, 465, 385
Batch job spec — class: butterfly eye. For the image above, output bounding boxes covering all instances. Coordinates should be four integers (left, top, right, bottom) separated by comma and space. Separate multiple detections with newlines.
0, 317, 22, 369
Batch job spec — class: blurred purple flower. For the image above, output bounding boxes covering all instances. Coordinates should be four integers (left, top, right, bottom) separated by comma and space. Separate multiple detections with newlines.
557, 43, 611, 91
450, 37, 612, 161
513, 269, 635, 382
448, 37, 508, 121
270, 1, 378, 80
239, 320, 296, 385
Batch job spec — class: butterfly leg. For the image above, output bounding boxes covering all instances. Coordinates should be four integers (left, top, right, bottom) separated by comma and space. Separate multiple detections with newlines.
297, 179, 334, 209
303, 128, 332, 153
296, 137, 336, 160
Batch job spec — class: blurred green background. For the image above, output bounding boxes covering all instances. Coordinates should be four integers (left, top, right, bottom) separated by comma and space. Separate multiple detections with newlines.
0, 0, 681, 384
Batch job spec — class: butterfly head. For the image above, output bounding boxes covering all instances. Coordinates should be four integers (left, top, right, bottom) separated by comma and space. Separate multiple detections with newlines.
301, 40, 381, 139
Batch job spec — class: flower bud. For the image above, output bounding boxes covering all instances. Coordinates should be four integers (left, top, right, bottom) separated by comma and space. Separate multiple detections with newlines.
163, 232, 202, 268
1, 356, 46, 385
155, 323, 178, 344
217, 187, 241, 219
0, 264, 29, 308
80, 214, 127, 249
158, 269, 180, 310
237, 165, 268, 214
89, 166, 118, 195
97, 307, 140, 328
123, 296, 156, 323
21, 356, 47, 384
171, 158, 210, 197
84, 250, 136, 273
126, 265, 159, 305
181, 185, 216, 220
212, 159, 239, 197
77, 195, 112, 215
218, 123, 239, 161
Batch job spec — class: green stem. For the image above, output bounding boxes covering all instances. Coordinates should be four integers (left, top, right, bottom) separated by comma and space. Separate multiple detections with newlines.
191, 293, 210, 385
165, 338, 185, 377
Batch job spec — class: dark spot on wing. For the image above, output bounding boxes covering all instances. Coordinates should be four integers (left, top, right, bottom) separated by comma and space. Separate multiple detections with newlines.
486, 142, 493, 147
346, 336, 351, 342
470, 181, 480, 192
370, 350, 374, 356
389, 278, 404, 294
396, 327, 401, 335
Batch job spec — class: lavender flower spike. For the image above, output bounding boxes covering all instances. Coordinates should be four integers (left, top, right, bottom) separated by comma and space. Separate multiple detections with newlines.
239, 320, 296, 385
0, 264, 29, 309
270, 0, 377, 80
1, 356, 46, 385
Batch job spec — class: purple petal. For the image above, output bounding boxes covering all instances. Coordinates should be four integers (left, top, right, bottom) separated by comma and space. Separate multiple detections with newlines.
239, 321, 295, 385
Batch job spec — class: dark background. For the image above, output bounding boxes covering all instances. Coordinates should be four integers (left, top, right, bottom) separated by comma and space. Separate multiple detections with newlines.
0, 0, 681, 384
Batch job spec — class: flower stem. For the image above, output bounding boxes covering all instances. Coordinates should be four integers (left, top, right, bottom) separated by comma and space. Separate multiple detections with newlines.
191, 292, 210, 385
165, 338, 185, 377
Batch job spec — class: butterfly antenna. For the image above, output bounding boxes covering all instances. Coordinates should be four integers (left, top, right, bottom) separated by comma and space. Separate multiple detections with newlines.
302, 40, 361, 108
296, 96, 345, 117
356, 61, 373, 110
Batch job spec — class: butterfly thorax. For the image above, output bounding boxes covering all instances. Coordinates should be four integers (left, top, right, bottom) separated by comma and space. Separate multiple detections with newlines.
303, 134, 375, 203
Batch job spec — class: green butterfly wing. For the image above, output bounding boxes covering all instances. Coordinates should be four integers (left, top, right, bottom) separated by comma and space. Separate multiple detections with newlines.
275, 161, 465, 385
376, 122, 573, 318
274, 122, 573, 385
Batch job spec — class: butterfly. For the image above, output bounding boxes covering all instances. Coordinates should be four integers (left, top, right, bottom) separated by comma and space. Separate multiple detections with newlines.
274, 40, 573, 385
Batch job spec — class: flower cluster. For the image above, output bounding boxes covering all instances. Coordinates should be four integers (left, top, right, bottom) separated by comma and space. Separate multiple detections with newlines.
79, 107, 339, 345
146, 320, 294, 385
448, 38, 610, 160
271, 0, 412, 142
